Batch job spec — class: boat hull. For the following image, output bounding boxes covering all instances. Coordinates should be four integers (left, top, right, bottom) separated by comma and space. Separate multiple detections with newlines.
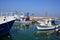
36, 25, 58, 31
20, 21, 32, 24
0, 20, 15, 36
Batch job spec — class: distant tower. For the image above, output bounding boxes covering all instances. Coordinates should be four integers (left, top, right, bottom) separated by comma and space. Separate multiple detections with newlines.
26, 12, 29, 18
26, 12, 29, 21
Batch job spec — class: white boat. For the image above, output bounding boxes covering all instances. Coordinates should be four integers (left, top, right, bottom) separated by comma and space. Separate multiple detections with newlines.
0, 16, 16, 36
36, 18, 58, 30
37, 25, 58, 30
19, 13, 32, 25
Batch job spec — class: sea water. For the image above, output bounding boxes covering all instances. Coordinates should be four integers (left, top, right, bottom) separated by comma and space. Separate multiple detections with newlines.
0, 21, 60, 40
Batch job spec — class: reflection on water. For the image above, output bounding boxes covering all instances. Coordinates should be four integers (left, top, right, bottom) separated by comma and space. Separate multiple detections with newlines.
34, 30, 56, 40
0, 22, 60, 40
0, 34, 12, 40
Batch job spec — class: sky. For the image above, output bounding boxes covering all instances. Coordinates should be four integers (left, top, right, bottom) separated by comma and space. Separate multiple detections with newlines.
0, 0, 60, 17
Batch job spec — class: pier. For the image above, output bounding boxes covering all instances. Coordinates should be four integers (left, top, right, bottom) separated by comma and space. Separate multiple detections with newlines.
30, 16, 60, 22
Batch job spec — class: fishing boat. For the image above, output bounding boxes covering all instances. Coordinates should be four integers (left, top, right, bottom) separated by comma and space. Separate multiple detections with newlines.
36, 18, 58, 30
19, 12, 32, 25
0, 16, 16, 36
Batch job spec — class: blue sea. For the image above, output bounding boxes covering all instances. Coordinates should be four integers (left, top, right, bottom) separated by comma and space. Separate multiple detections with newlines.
0, 21, 60, 40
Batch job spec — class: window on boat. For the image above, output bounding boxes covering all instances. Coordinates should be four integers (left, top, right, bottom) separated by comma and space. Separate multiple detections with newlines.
4, 17, 6, 21
4, 19, 5, 21
51, 20, 55, 25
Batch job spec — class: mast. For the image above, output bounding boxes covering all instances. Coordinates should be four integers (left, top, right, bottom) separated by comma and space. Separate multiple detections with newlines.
1, 12, 2, 16
45, 11, 48, 17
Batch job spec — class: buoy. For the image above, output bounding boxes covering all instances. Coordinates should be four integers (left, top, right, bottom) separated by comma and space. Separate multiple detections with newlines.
58, 31, 60, 33
8, 35, 10, 38
55, 29, 59, 31
57, 29, 60, 34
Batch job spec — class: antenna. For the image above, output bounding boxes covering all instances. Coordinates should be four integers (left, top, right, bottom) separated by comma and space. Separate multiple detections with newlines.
0, 9, 2, 16
44, 8, 48, 17
1, 12, 2, 16
45, 11, 48, 17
